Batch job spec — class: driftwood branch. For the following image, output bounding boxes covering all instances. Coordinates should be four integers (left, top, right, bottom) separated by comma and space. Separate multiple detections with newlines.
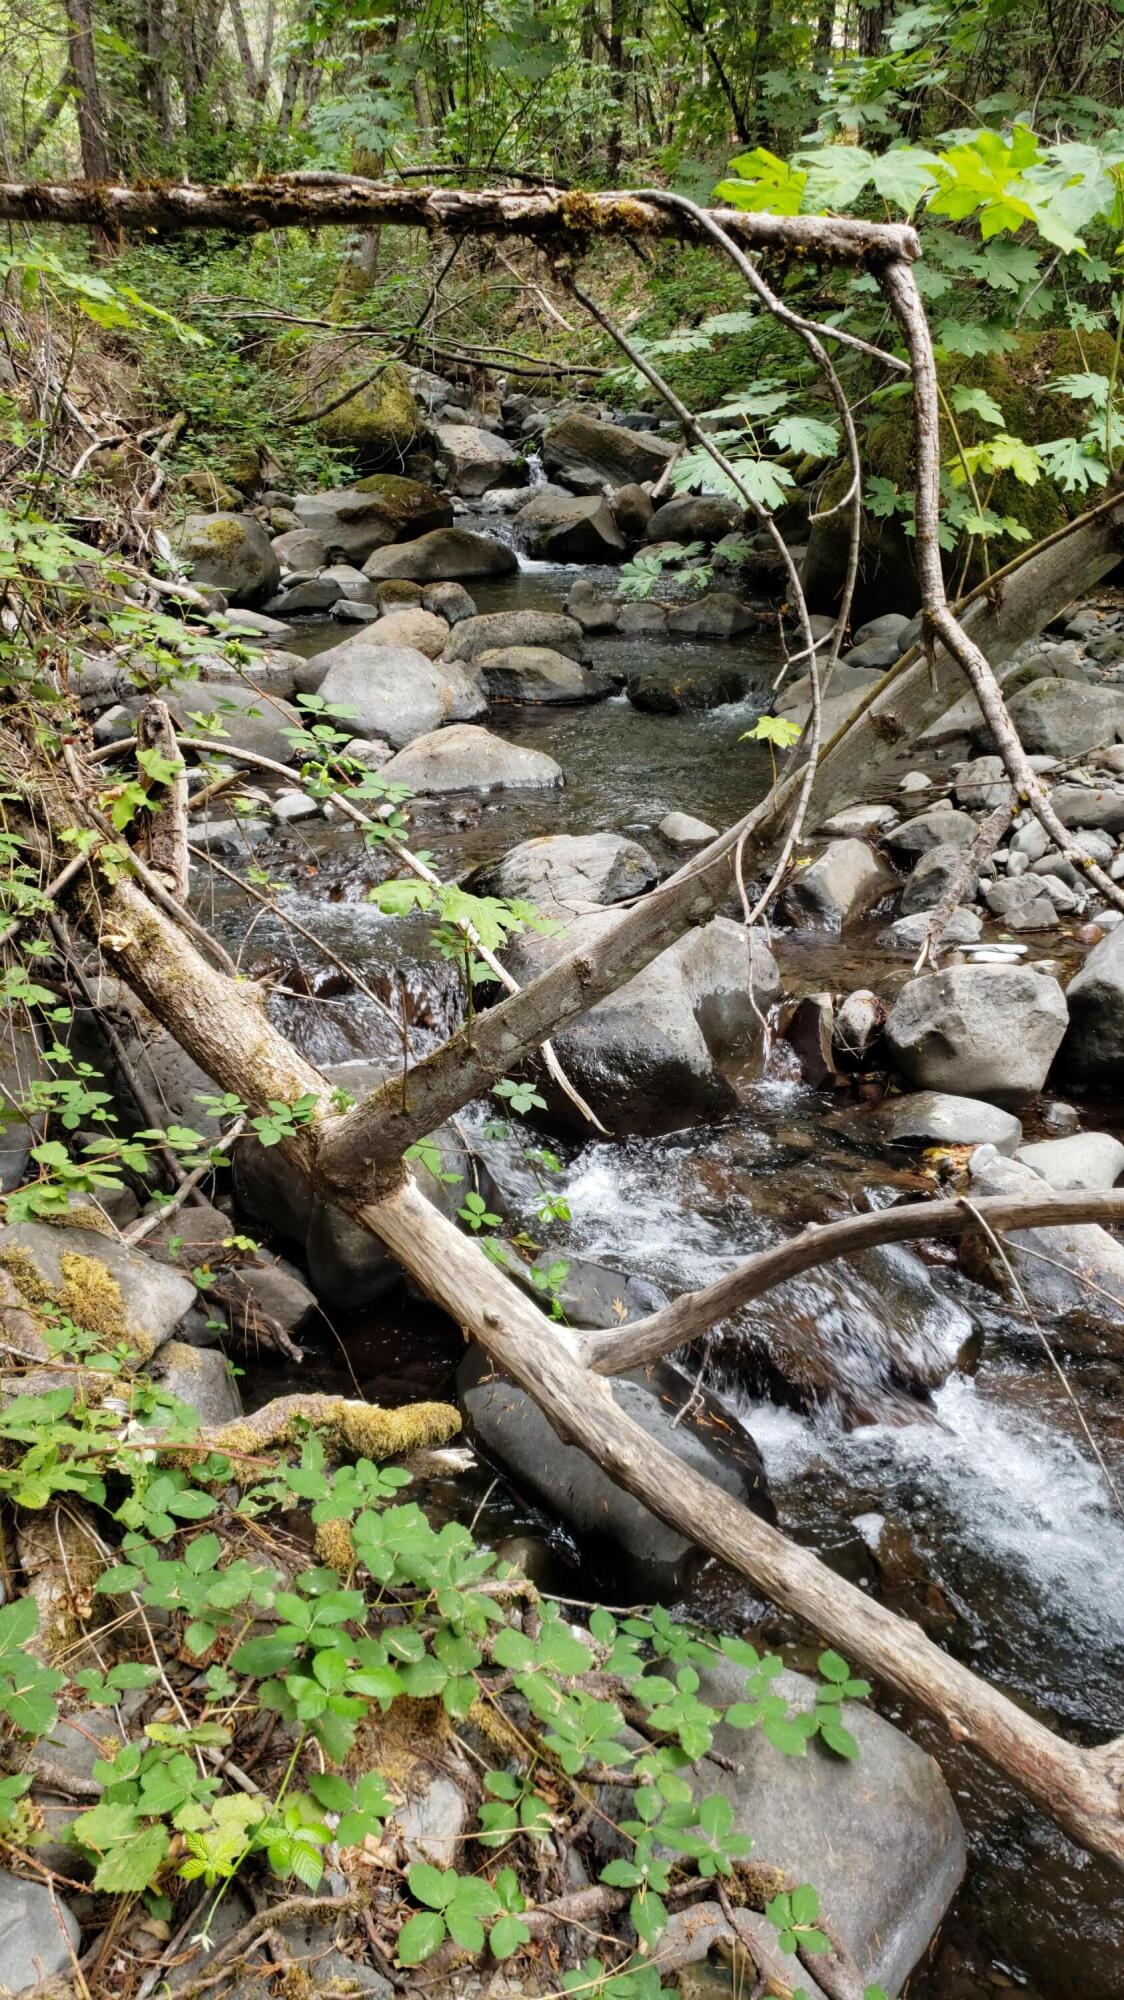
578, 1188, 1124, 1375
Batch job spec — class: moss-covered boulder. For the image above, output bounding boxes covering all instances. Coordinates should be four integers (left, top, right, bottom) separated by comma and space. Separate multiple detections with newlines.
292, 477, 452, 562
180, 469, 244, 512
0, 1220, 196, 1363
310, 359, 421, 468
173, 511, 281, 606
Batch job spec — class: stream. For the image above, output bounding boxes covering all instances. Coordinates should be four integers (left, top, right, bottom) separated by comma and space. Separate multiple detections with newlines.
205, 555, 1124, 2000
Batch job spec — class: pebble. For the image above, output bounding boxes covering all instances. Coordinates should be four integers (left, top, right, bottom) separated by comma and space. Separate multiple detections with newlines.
899, 771, 933, 793
272, 789, 320, 823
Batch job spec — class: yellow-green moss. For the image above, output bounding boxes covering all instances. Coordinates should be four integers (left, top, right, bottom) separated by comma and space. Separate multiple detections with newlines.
314, 1516, 356, 1570
181, 470, 243, 511
0, 1244, 154, 1360
211, 1394, 460, 1460
312, 360, 420, 463
186, 514, 253, 558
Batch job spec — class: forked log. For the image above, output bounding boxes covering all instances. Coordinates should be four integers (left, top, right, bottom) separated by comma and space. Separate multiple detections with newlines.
61, 863, 1124, 1870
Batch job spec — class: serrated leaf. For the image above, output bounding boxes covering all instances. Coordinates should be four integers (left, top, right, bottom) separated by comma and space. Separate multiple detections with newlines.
490, 1912, 531, 1960
949, 385, 1004, 427
92, 1824, 170, 1893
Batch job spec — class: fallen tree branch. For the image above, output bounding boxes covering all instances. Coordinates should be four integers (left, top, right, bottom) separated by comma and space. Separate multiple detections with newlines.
577, 1187, 1124, 1376
913, 789, 1014, 971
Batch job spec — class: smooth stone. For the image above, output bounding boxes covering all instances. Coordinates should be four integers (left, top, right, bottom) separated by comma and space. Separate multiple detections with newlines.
900, 843, 972, 918
444, 608, 585, 665
1059, 923, 1124, 1085
1014, 1131, 1124, 1190
272, 789, 320, 823
818, 802, 899, 837
887, 808, 977, 858
542, 411, 676, 489
879, 907, 982, 950
843, 634, 901, 670
865, 1090, 1023, 1154
320, 562, 378, 601
292, 479, 452, 561
331, 598, 381, 622
362, 527, 518, 582
1049, 781, 1124, 833
473, 833, 657, 907
885, 965, 1069, 1102
784, 839, 896, 931
0, 1873, 81, 1993
271, 526, 328, 570
643, 493, 741, 544
264, 576, 340, 615
379, 723, 563, 793
998, 679, 1124, 757
516, 491, 626, 562
146, 1340, 242, 1428
665, 590, 755, 637
964, 1150, 1124, 1330
853, 611, 911, 646
433, 420, 523, 498
899, 771, 932, 793
363, 607, 450, 658
306, 643, 485, 748
421, 581, 476, 623
954, 754, 1010, 811
659, 810, 718, 848
477, 644, 610, 705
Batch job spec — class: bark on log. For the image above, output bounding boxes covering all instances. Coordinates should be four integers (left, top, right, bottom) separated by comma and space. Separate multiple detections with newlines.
0, 178, 919, 266
62, 866, 1124, 1871
578, 1188, 1124, 1375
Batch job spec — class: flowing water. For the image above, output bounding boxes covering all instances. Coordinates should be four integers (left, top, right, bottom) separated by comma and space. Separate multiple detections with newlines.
220, 559, 1124, 1998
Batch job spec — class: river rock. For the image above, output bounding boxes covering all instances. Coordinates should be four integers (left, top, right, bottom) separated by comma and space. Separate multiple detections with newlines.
784, 839, 895, 930
0, 1872, 81, 1994
887, 807, 977, 858
954, 754, 1010, 811
319, 562, 378, 603
306, 643, 485, 748
362, 528, 518, 582
842, 632, 902, 670
0, 1220, 195, 1361
1014, 1131, 1124, 1188
982, 877, 1058, 928
292, 480, 452, 562
610, 482, 653, 537
1049, 780, 1124, 833
421, 581, 476, 623
627, 661, 755, 712
543, 412, 676, 489
566, 585, 621, 632
644, 494, 742, 543
263, 575, 340, 615
475, 833, 657, 906
997, 679, 1124, 756
364, 607, 450, 658
885, 965, 1069, 1101
516, 492, 626, 562
963, 1148, 1124, 1326
379, 724, 563, 792
476, 645, 611, 704
854, 611, 911, 649
818, 802, 898, 837
1059, 922, 1124, 1085
458, 1349, 774, 1599
606, 1657, 965, 1995
502, 913, 780, 1131
433, 421, 523, 497
659, 811, 718, 847
899, 843, 971, 918
879, 906, 983, 949
147, 1341, 243, 1427
271, 526, 328, 571
174, 512, 281, 606
444, 608, 585, 664
163, 679, 302, 765
864, 1090, 1023, 1153
666, 590, 755, 637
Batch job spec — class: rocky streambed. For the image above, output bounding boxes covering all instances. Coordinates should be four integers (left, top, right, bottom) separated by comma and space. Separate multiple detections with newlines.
19, 397, 1124, 1996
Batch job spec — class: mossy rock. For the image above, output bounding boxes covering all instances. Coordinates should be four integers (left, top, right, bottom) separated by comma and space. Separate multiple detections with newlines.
0, 1221, 196, 1362
180, 468, 243, 512
353, 472, 453, 534
173, 511, 281, 606
311, 360, 421, 469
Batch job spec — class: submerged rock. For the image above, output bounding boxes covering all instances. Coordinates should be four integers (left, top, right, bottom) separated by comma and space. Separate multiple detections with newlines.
885, 965, 1069, 1102
459, 1349, 774, 1599
474, 833, 657, 907
306, 643, 485, 748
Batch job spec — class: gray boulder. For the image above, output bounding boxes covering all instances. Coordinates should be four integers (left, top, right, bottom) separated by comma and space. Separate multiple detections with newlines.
644, 494, 741, 544
147, 1341, 243, 1428
421, 580, 476, 623
864, 1090, 1023, 1154
963, 1149, 1124, 1329
666, 590, 755, 637
271, 527, 328, 571
611, 482, 654, 537
659, 810, 718, 848
0, 1220, 195, 1362
306, 643, 485, 748
954, 754, 1010, 811
263, 576, 340, 615
0, 1016, 46, 1193
1014, 1131, 1124, 1189
885, 965, 1069, 1101
503, 912, 780, 1131
879, 907, 982, 950
477, 645, 611, 705
364, 607, 450, 658
433, 421, 524, 497
1049, 780, 1124, 833
379, 724, 562, 793
362, 527, 517, 581
818, 802, 898, 837
853, 611, 911, 648
543, 412, 676, 489
320, 562, 377, 602
1059, 922, 1124, 1085
474, 833, 657, 906
784, 838, 895, 930
174, 512, 280, 606
842, 633, 902, 670
516, 492, 626, 562
162, 680, 302, 765
444, 608, 585, 664
459, 1350, 773, 1600
292, 480, 452, 561
887, 807, 977, 859
0, 1873, 81, 1995
899, 843, 970, 918
981, 877, 1058, 929
997, 678, 1124, 756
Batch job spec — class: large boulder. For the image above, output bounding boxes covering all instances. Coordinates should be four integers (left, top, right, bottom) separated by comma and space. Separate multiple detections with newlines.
542, 412, 677, 489
603, 1656, 965, 1996
997, 678, 1124, 756
173, 512, 280, 606
476, 645, 611, 705
962, 1148, 1124, 1332
666, 590, 755, 637
783, 839, 895, 930
459, 1350, 774, 1600
163, 679, 301, 764
644, 493, 742, 543
627, 661, 756, 712
886, 807, 977, 859
0, 1220, 195, 1363
502, 912, 781, 1131
433, 421, 524, 497
444, 608, 585, 665
515, 492, 626, 563
863, 1089, 1023, 1154
899, 843, 971, 918
309, 358, 420, 465
363, 607, 450, 658
379, 724, 562, 792
292, 479, 452, 562
474, 833, 657, 907
362, 528, 517, 582
1014, 1131, 1124, 1189
885, 965, 1069, 1102
310, 643, 485, 748
1059, 922, 1124, 1086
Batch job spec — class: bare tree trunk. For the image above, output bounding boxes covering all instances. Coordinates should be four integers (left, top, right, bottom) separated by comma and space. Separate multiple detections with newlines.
64, 0, 117, 251
16, 68, 72, 166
